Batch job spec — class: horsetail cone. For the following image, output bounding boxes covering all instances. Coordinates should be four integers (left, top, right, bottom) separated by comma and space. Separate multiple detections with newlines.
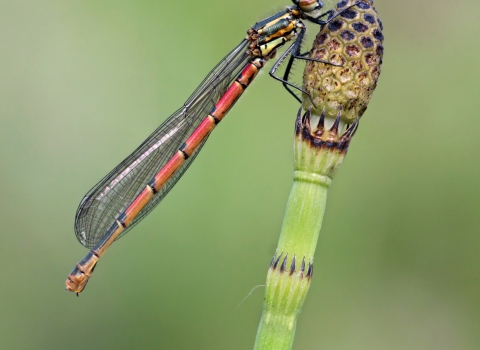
302, 0, 384, 123
255, 2, 384, 349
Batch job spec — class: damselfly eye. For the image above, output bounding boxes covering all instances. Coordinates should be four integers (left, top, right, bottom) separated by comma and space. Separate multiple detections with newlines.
67, 0, 347, 296
297, 0, 323, 13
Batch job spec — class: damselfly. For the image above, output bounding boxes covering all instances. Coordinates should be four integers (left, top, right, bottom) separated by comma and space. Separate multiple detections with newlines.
66, 0, 362, 294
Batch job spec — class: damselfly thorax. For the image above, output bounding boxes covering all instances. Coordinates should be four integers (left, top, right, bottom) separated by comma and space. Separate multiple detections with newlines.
66, 0, 363, 294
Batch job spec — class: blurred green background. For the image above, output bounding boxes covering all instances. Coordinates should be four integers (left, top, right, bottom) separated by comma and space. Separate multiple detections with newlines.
1, 0, 479, 349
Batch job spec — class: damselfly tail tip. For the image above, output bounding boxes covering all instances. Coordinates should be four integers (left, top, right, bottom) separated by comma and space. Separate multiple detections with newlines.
65, 272, 88, 295
65, 280, 78, 294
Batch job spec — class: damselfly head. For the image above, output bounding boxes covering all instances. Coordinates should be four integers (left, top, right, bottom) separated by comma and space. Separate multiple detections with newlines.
293, 0, 324, 13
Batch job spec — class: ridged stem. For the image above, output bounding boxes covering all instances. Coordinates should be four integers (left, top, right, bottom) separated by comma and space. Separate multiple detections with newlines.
254, 109, 354, 350
254, 175, 328, 350
253, 0, 383, 347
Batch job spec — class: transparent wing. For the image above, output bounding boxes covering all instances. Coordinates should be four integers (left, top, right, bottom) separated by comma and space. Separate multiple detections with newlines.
75, 39, 251, 248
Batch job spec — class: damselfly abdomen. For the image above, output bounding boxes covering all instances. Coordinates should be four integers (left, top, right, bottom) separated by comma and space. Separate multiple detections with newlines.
66, 0, 363, 294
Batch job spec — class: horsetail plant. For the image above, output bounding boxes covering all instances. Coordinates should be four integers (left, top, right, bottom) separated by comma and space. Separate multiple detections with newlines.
254, 1, 384, 349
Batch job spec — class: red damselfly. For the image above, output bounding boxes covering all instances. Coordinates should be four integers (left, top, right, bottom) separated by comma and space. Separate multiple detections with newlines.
66, 0, 363, 294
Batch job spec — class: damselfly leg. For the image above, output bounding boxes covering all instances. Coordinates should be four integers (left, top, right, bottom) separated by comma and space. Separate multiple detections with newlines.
66, 0, 368, 294
269, 1, 364, 103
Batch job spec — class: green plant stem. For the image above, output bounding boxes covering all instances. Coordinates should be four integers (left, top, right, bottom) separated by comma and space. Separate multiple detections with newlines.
254, 108, 350, 350
254, 172, 330, 350
277, 172, 329, 257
